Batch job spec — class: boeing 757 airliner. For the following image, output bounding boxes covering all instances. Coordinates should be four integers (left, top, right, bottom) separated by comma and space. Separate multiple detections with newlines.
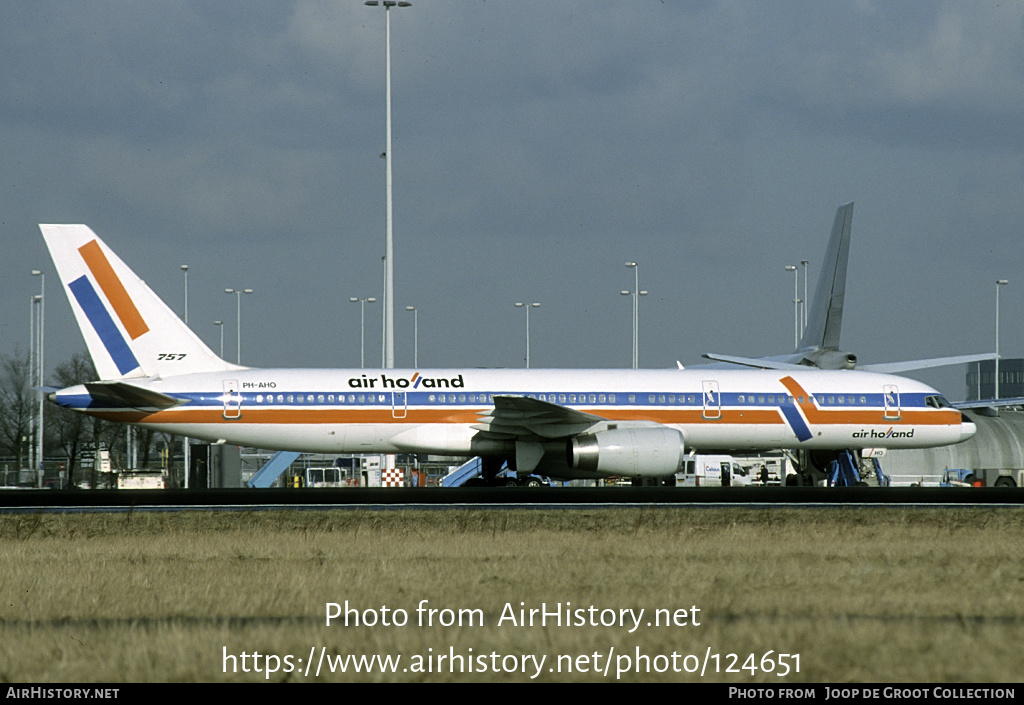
40, 224, 976, 483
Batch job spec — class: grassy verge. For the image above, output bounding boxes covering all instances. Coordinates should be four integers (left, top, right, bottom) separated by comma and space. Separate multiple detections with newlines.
1, 508, 1022, 682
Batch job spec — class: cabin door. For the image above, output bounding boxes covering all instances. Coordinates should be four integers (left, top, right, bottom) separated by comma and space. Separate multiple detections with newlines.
392, 391, 407, 419
702, 380, 722, 419
883, 384, 901, 420
222, 379, 242, 419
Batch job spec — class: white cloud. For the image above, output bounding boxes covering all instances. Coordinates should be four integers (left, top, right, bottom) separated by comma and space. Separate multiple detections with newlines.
873, 2, 1024, 109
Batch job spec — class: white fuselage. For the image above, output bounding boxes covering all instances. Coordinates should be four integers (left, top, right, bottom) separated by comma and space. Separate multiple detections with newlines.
53, 366, 975, 461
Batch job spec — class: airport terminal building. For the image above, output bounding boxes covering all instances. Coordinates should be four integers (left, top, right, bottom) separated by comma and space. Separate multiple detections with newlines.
964, 358, 1024, 401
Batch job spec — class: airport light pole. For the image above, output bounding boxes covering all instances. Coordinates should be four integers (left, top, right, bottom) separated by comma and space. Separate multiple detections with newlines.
180, 264, 189, 490
406, 306, 418, 368
350, 297, 377, 368
225, 288, 253, 365
996, 279, 1008, 399
181, 265, 189, 323
515, 302, 540, 368
621, 262, 647, 369
31, 270, 44, 487
29, 295, 39, 481
365, 1, 411, 370
785, 265, 799, 349
28, 296, 35, 475
214, 321, 224, 358
800, 259, 809, 339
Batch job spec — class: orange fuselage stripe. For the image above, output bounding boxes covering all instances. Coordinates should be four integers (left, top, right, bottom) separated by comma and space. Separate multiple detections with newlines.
79, 405, 960, 427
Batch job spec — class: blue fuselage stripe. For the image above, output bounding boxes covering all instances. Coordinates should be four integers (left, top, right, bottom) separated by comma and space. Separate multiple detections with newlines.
69, 275, 140, 376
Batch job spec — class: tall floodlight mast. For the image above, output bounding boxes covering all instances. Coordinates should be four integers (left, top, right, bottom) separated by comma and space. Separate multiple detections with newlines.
365, 0, 411, 369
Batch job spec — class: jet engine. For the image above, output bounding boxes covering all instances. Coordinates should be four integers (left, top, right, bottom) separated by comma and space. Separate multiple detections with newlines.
800, 349, 857, 370
568, 427, 685, 477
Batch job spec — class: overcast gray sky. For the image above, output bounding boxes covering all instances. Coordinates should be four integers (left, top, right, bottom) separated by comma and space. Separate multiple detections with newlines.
3, 1, 1023, 399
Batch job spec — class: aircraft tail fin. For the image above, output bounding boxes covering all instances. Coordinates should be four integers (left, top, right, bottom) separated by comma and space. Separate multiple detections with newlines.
798, 202, 853, 353
39, 224, 241, 380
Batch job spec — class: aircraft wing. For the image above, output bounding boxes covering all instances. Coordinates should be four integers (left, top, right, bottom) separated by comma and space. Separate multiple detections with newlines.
859, 353, 995, 373
701, 353, 808, 371
473, 395, 604, 440
705, 352, 994, 374
84, 381, 184, 410
472, 395, 614, 474
952, 397, 1024, 415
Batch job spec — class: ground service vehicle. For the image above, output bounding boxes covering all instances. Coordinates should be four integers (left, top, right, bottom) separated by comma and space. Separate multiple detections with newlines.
116, 471, 167, 489
940, 468, 1023, 487
676, 455, 749, 487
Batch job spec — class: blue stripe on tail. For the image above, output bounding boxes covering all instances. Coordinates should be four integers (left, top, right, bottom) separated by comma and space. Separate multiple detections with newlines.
69, 275, 140, 376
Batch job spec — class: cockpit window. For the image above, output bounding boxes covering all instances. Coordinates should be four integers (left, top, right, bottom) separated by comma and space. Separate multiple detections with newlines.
926, 395, 952, 409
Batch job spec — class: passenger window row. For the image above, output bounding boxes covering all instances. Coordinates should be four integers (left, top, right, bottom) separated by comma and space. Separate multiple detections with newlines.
244, 392, 894, 406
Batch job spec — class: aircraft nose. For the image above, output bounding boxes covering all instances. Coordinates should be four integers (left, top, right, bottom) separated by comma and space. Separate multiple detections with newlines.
959, 412, 977, 442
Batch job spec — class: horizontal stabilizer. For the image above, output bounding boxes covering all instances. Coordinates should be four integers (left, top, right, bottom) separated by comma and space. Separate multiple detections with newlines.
84, 382, 184, 410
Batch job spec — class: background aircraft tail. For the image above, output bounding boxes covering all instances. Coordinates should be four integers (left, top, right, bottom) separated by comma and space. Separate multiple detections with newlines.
798, 201, 852, 353
702, 201, 993, 374
702, 202, 856, 370
40, 224, 241, 380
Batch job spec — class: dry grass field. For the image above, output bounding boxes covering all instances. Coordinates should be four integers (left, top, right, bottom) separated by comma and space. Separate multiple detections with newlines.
0, 507, 1022, 682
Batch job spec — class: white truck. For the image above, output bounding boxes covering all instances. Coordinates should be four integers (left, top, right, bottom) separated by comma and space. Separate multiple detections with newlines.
676, 455, 746, 487
674, 455, 786, 487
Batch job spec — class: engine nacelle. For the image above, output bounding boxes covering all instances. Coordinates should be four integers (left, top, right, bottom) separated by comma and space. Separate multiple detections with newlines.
800, 349, 857, 370
568, 427, 685, 477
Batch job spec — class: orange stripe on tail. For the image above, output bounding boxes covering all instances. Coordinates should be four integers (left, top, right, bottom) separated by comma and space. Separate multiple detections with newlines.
78, 240, 149, 340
